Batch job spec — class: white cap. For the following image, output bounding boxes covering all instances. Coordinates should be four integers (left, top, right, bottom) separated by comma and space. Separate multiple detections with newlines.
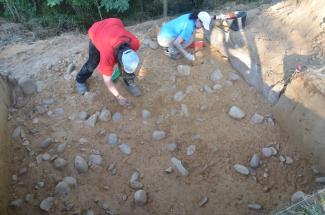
198, 11, 211, 31
121, 49, 139, 74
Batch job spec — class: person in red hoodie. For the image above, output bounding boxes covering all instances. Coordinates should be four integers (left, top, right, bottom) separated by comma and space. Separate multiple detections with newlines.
76, 18, 141, 106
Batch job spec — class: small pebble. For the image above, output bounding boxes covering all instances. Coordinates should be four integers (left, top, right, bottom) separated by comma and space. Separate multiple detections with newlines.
186, 145, 196, 156
248, 204, 262, 210
262, 148, 273, 158
55, 181, 70, 197
164, 167, 173, 174
40, 197, 54, 212
234, 164, 250, 175
112, 112, 123, 122
134, 190, 147, 206
285, 156, 293, 164
119, 144, 131, 155
250, 154, 260, 168
54, 158, 68, 169
171, 157, 189, 176
166, 143, 177, 152
152, 130, 166, 141
199, 196, 208, 207
142, 109, 151, 119
75, 155, 88, 173
108, 133, 118, 145
42, 153, 51, 161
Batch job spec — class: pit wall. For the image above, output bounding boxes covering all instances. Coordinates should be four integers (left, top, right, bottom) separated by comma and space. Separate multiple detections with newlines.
272, 77, 325, 170
0, 76, 11, 214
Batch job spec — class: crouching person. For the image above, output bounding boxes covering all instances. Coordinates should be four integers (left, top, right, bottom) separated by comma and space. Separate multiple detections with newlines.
157, 11, 211, 61
76, 18, 141, 107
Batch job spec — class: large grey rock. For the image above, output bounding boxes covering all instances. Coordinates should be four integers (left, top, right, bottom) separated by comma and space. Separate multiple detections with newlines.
9, 199, 23, 208
119, 144, 131, 155
291, 191, 307, 203
112, 112, 123, 122
251, 113, 264, 124
171, 157, 189, 176
250, 154, 260, 168
75, 155, 88, 173
174, 91, 185, 102
54, 158, 68, 169
234, 164, 250, 175
40, 197, 54, 212
262, 148, 273, 158
108, 133, 118, 145
63, 176, 77, 187
18, 77, 36, 95
142, 109, 151, 119
55, 181, 70, 197
228, 106, 245, 119
12, 127, 21, 139
99, 108, 111, 122
165, 143, 177, 152
152, 130, 166, 141
177, 65, 191, 76
134, 190, 147, 206
210, 70, 223, 82
85, 114, 97, 127
40, 138, 53, 149
89, 154, 102, 165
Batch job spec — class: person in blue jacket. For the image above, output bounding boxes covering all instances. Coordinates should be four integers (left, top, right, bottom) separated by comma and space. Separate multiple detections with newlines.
157, 11, 211, 61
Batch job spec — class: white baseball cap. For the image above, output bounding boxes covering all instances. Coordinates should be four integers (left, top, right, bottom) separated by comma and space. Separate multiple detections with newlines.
121, 49, 139, 74
198, 11, 211, 31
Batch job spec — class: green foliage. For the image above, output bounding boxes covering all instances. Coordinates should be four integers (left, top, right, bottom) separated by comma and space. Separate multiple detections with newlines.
0, 0, 262, 33
101, 0, 129, 12
47, 0, 64, 7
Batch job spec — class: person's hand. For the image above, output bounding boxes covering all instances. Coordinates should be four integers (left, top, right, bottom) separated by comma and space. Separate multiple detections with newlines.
185, 53, 195, 62
116, 95, 133, 107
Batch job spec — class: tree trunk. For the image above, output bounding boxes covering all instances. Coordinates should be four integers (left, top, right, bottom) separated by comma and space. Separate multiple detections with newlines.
163, 0, 167, 18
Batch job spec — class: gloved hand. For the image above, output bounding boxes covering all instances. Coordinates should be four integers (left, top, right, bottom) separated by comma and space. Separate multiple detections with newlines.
185, 53, 195, 62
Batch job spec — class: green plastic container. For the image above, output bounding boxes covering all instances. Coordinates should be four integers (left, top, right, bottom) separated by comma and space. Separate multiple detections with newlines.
112, 67, 121, 82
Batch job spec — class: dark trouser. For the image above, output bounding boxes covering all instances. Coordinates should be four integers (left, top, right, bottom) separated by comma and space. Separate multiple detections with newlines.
76, 41, 100, 83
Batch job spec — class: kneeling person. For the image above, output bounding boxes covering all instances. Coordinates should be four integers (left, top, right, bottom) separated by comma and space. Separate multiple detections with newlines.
76, 18, 141, 106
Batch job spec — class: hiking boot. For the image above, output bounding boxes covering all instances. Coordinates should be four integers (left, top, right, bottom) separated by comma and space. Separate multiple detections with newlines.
164, 47, 181, 60
76, 82, 88, 95
123, 74, 141, 97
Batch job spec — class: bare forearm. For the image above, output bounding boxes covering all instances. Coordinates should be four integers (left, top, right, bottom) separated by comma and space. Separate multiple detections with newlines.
103, 75, 120, 97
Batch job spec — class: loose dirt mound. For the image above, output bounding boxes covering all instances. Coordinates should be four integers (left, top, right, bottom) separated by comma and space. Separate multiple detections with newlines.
1, 1, 324, 214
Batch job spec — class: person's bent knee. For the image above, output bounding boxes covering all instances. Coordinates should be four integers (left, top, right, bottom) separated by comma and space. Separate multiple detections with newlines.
157, 35, 174, 48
